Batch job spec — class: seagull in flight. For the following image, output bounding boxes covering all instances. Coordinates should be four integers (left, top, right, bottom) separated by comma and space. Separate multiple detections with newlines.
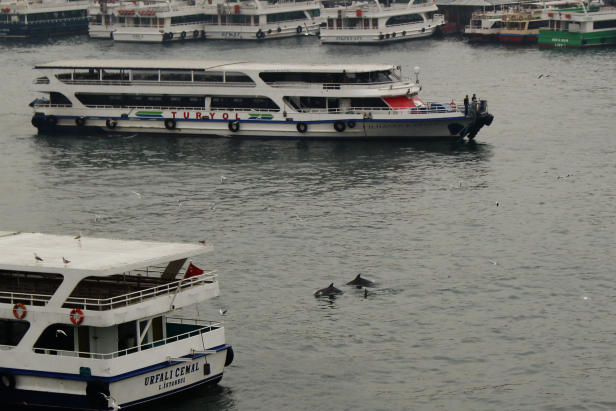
211, 203, 216, 210
62, 257, 71, 265
495, 202, 499, 207
295, 215, 304, 221
94, 214, 101, 223
266, 207, 274, 212
75, 231, 82, 240
34, 253, 43, 262
56, 329, 67, 337
177, 200, 183, 206
489, 260, 497, 265
221, 176, 226, 183
132, 191, 141, 199
127, 229, 135, 233
99, 394, 121, 411
219, 309, 227, 316
198, 239, 207, 245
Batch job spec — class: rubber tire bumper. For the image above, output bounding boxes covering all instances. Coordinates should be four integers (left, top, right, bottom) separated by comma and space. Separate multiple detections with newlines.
106, 118, 117, 129
165, 119, 176, 130
297, 122, 307, 133
0, 370, 16, 391
333, 121, 346, 132
228, 121, 240, 132
225, 347, 234, 367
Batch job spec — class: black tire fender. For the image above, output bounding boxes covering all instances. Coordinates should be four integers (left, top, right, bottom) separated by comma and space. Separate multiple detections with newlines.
228, 121, 240, 132
402, 31, 406, 36
193, 30, 199, 38
165, 119, 176, 130
106, 118, 117, 129
31, 116, 44, 128
296, 26, 302, 34
296, 122, 307, 133
169, 32, 174, 39
181, 31, 186, 39
225, 347, 234, 367
46, 115, 57, 126
347, 121, 356, 129
277, 27, 282, 33
333, 121, 345, 132
379, 33, 384, 40
0, 370, 16, 391
392, 32, 396, 37
75, 117, 86, 127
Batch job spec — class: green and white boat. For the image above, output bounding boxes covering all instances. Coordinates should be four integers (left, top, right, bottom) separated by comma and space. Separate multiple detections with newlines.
538, 1, 616, 48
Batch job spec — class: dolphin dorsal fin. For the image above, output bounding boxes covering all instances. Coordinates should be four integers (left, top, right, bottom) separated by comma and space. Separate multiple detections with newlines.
329, 283, 334, 287
356, 274, 362, 279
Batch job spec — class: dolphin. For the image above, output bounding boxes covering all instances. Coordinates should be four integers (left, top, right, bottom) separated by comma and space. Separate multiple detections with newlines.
346, 274, 374, 288
314, 283, 344, 296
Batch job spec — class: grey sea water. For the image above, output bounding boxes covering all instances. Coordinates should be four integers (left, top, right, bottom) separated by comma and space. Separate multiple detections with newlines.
1, 35, 616, 411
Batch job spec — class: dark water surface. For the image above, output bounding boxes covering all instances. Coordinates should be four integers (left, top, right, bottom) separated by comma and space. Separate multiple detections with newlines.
1, 35, 616, 411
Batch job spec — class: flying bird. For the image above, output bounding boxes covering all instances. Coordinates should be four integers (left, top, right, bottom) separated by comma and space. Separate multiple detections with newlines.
75, 232, 82, 240
34, 253, 43, 262
56, 329, 67, 337
489, 260, 497, 265
211, 204, 216, 210
198, 239, 207, 245
177, 200, 183, 206
495, 202, 499, 207
221, 176, 226, 183
132, 191, 141, 199
62, 257, 71, 265
219, 309, 227, 316
99, 394, 121, 411
295, 215, 304, 221
94, 214, 101, 223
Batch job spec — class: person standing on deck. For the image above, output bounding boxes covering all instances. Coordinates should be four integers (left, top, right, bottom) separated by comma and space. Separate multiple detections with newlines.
464, 95, 469, 116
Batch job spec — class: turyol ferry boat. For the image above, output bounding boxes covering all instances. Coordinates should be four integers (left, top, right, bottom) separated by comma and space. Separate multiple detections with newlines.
0, 231, 233, 409
29, 59, 494, 140
89, 0, 322, 42
465, 9, 510, 42
318, 0, 444, 44
0, 0, 88, 38
537, 1, 616, 48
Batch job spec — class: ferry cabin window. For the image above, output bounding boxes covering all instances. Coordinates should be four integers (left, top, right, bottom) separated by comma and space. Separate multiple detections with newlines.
210, 96, 280, 110
73, 69, 101, 80
170, 14, 213, 25
228, 14, 251, 25
385, 14, 423, 27
102, 70, 129, 81
492, 21, 502, 29
74, 93, 206, 108
309, 9, 320, 17
224, 72, 255, 83
132, 71, 159, 81
26, 10, 86, 22
50, 92, 73, 106
0, 15, 25, 23
528, 20, 548, 30
0, 320, 30, 347
266, 11, 308, 24
594, 20, 616, 30
194, 71, 224, 82
160, 71, 192, 82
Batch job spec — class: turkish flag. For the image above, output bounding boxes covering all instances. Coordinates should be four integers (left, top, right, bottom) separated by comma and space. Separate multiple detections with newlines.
183, 263, 204, 279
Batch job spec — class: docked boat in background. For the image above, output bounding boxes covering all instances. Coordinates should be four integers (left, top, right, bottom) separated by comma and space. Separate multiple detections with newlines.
319, 0, 444, 44
499, 3, 547, 43
465, 10, 508, 42
30, 59, 493, 140
537, 1, 615, 48
0, 0, 88, 38
89, 0, 322, 42
0, 230, 233, 409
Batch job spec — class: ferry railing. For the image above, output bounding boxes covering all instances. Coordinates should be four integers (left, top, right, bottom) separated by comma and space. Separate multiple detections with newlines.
62, 271, 217, 311
54, 79, 256, 88
32, 319, 222, 360
266, 80, 411, 89
33, 77, 50, 84
28, 0, 90, 8
260, 0, 319, 9
295, 104, 467, 115
3, 17, 87, 25
0, 291, 52, 307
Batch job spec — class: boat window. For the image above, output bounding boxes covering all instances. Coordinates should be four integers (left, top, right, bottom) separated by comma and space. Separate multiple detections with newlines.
298, 97, 326, 109
170, 13, 213, 25
194, 71, 224, 82
132, 71, 159, 81
492, 21, 501, 28
26, 10, 86, 22
224, 72, 255, 83
412, 0, 423, 4
266, 11, 308, 24
49, 92, 73, 106
594, 19, 616, 30
33, 324, 75, 353
210, 96, 280, 111
160, 71, 192, 82
74, 93, 206, 108
385, 13, 423, 26
102, 70, 130, 81
528, 20, 548, 30
309, 9, 320, 17
72, 69, 101, 80
0, 271, 64, 306
0, 320, 30, 347
351, 98, 390, 108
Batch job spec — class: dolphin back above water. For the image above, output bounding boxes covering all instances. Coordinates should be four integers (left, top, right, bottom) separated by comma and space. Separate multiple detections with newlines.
314, 283, 344, 296
346, 274, 374, 288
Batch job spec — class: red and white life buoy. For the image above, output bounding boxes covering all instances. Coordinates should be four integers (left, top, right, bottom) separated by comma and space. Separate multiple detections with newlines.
70, 308, 84, 325
13, 303, 26, 319
450, 101, 457, 109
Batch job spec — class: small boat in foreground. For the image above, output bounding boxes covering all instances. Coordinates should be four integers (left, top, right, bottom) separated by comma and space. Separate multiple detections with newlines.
30, 59, 494, 140
0, 230, 233, 409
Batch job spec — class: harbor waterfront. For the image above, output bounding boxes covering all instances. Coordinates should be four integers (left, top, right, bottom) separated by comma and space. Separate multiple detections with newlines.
1, 37, 616, 410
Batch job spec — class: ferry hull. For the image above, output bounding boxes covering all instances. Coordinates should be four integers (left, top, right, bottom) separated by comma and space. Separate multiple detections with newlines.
31, 114, 490, 140
319, 25, 438, 44
0, 19, 88, 38
499, 33, 539, 43
538, 29, 616, 48
466, 32, 500, 42
0, 349, 230, 409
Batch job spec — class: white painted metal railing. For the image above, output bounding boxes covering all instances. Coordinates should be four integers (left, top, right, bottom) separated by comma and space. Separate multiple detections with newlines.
32, 318, 222, 359
63, 271, 217, 311
53, 79, 256, 88
266, 80, 411, 89
0, 291, 52, 306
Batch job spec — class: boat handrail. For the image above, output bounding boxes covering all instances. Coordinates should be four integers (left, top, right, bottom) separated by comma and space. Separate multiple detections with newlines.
260, 0, 319, 9
3, 17, 86, 24
0, 291, 53, 307
13, 1, 89, 9
265, 80, 411, 89
50, 79, 257, 88
62, 270, 217, 311
32, 319, 222, 359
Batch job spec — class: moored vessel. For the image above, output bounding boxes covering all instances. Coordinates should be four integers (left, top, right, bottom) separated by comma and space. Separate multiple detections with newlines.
537, 1, 615, 48
465, 10, 508, 42
29, 59, 494, 140
318, 0, 444, 44
0, 0, 88, 38
0, 230, 233, 409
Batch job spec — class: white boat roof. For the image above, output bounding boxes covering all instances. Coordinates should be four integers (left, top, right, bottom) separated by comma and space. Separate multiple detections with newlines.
0, 231, 211, 277
35, 60, 398, 73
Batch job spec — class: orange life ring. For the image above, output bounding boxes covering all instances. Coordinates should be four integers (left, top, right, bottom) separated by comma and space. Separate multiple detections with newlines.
450, 101, 457, 109
13, 303, 26, 319
70, 308, 84, 325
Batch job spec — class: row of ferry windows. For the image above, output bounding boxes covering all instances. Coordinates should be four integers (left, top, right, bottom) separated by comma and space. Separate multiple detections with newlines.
327, 13, 424, 29
0, 10, 86, 23
110, 10, 319, 26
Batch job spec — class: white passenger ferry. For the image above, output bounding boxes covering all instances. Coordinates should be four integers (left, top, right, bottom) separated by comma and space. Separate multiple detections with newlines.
89, 0, 322, 42
318, 0, 444, 44
0, 0, 89, 38
30, 59, 494, 140
0, 231, 233, 409
465, 10, 509, 42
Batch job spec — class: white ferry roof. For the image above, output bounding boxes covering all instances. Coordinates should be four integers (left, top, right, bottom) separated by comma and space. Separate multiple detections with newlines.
35, 60, 398, 74
0, 231, 211, 277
